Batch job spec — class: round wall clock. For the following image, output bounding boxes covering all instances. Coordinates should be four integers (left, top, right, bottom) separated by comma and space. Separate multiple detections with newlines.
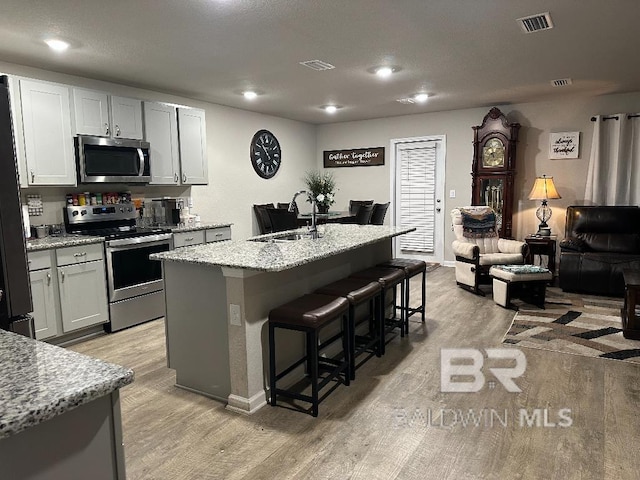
250, 129, 281, 179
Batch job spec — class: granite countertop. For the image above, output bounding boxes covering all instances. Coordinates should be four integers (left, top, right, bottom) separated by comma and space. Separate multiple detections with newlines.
170, 222, 232, 233
150, 224, 415, 272
0, 330, 133, 439
26, 235, 105, 252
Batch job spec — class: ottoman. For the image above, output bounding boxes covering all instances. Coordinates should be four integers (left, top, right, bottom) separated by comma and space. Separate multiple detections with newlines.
489, 265, 553, 308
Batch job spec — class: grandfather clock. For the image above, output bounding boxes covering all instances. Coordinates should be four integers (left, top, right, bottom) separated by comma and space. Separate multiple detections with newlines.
471, 107, 520, 238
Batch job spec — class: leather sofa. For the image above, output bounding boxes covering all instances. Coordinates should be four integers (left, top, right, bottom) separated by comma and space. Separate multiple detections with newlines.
559, 206, 640, 296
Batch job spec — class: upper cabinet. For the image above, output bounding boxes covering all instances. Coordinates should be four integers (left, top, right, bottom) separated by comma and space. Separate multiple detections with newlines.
144, 102, 180, 185
19, 79, 76, 186
178, 107, 208, 185
73, 88, 143, 140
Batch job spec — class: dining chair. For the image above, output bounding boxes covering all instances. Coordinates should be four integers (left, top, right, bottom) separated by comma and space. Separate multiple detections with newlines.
268, 208, 299, 232
253, 203, 275, 234
349, 200, 374, 215
354, 204, 374, 225
370, 202, 390, 225
277, 201, 299, 216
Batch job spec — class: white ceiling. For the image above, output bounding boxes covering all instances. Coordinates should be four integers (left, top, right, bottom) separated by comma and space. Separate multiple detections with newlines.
1, 0, 638, 125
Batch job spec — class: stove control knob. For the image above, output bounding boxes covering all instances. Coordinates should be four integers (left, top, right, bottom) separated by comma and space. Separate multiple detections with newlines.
127, 206, 133, 212
72, 210, 79, 217
81, 210, 87, 216
119, 207, 124, 212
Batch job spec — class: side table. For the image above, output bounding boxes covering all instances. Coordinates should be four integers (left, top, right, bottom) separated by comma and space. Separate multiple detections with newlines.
525, 235, 557, 274
621, 269, 640, 340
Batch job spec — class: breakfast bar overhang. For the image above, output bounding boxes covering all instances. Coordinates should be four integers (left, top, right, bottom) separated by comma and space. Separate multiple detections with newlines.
151, 224, 414, 414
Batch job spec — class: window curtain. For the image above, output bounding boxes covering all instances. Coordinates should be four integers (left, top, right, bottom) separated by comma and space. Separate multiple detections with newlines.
585, 114, 640, 205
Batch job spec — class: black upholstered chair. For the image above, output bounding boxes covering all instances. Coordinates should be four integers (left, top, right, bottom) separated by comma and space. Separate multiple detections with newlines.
253, 203, 275, 235
349, 200, 374, 215
370, 202, 390, 225
277, 201, 299, 216
354, 204, 374, 225
267, 208, 298, 232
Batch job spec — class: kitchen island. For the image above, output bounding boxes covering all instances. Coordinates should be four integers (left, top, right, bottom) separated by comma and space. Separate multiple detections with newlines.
0, 329, 133, 479
151, 224, 414, 414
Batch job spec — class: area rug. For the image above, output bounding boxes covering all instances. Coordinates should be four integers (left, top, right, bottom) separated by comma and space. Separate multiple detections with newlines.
502, 288, 640, 365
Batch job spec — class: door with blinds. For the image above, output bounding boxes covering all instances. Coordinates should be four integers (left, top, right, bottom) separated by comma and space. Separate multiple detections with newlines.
392, 137, 445, 263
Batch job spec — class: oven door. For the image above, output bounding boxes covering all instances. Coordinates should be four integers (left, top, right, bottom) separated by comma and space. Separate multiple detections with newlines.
105, 234, 172, 302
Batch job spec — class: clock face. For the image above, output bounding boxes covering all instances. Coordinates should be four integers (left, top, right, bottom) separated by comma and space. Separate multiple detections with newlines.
482, 137, 505, 168
250, 130, 281, 179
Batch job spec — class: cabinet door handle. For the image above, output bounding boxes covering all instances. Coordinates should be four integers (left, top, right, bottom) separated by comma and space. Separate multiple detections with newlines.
105, 123, 110, 135
60, 271, 65, 283
115, 125, 121, 137
31, 170, 35, 183
182, 173, 187, 183
73, 252, 87, 257
174, 173, 179, 183
185, 237, 194, 242
46, 272, 51, 285
215, 233, 223, 237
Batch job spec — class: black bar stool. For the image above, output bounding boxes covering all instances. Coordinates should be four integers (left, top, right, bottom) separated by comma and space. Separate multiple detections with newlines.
268, 293, 351, 417
349, 267, 406, 355
378, 259, 427, 332
315, 277, 382, 380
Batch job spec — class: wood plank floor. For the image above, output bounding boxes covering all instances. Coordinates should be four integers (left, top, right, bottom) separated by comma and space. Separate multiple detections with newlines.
70, 267, 640, 480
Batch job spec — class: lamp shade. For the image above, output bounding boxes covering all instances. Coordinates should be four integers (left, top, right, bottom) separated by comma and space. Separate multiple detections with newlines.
528, 175, 561, 200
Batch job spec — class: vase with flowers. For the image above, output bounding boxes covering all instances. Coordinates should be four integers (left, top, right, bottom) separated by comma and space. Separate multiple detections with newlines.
303, 170, 337, 214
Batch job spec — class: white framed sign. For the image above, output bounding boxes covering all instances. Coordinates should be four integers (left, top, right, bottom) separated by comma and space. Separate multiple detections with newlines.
549, 131, 580, 159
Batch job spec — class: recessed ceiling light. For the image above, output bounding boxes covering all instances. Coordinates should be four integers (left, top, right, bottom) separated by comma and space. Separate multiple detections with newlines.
243, 91, 258, 100
375, 66, 394, 78
44, 38, 70, 52
413, 93, 429, 103
321, 105, 341, 114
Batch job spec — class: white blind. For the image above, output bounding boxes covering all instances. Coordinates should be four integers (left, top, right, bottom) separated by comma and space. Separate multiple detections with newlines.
399, 143, 437, 253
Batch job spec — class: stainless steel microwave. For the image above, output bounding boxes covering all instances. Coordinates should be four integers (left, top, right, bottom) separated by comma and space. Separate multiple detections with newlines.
76, 135, 151, 184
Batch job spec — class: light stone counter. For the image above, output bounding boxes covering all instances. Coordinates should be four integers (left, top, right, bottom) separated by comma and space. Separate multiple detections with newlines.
170, 222, 232, 233
152, 224, 414, 415
0, 329, 133, 479
152, 224, 414, 272
26, 235, 104, 252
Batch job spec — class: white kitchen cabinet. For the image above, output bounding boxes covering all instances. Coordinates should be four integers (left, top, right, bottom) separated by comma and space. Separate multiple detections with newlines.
19, 79, 76, 186
205, 226, 232, 243
110, 95, 143, 140
178, 107, 208, 185
27, 244, 109, 339
173, 226, 231, 248
28, 251, 60, 340
144, 101, 180, 185
173, 230, 205, 248
58, 260, 109, 333
6, 76, 28, 188
72, 88, 143, 140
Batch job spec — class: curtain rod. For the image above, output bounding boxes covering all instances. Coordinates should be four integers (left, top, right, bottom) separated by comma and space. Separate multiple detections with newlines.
590, 114, 640, 121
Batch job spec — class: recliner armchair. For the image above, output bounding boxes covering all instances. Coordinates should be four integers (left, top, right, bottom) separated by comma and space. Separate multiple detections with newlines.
451, 207, 527, 294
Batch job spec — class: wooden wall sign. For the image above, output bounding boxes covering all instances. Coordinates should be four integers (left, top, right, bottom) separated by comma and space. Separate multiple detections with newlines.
323, 147, 385, 168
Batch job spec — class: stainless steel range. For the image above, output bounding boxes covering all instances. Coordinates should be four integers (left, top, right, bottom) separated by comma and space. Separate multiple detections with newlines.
64, 204, 172, 332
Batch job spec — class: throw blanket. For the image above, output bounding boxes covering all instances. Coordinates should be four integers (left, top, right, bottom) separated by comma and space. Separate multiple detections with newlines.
460, 207, 497, 238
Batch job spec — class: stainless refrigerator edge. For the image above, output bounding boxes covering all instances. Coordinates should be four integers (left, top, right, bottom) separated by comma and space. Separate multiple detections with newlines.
0, 75, 34, 337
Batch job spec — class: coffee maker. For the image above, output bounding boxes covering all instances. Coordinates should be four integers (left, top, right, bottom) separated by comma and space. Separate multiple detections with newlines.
151, 197, 184, 226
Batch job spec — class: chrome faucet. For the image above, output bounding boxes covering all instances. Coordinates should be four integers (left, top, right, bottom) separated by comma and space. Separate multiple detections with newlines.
289, 190, 318, 237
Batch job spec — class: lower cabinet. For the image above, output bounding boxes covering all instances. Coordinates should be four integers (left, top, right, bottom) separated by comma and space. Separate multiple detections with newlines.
28, 243, 109, 340
173, 226, 231, 248
29, 266, 59, 340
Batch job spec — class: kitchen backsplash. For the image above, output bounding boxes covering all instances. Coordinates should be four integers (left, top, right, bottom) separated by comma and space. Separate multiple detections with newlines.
21, 185, 191, 229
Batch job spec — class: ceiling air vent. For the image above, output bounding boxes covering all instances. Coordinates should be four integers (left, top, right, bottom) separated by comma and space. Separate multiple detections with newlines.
517, 12, 554, 33
551, 78, 572, 87
299, 60, 335, 71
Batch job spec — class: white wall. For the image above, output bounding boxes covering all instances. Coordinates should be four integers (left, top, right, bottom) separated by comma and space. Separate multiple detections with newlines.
1, 60, 317, 240
316, 92, 640, 261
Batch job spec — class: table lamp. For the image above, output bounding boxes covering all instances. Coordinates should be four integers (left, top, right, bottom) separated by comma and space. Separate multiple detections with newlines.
528, 175, 561, 236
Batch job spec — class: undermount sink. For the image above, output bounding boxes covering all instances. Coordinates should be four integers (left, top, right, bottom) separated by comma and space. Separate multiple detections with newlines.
250, 232, 323, 243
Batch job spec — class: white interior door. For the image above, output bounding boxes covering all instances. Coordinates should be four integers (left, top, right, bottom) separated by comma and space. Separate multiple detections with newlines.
390, 136, 446, 263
